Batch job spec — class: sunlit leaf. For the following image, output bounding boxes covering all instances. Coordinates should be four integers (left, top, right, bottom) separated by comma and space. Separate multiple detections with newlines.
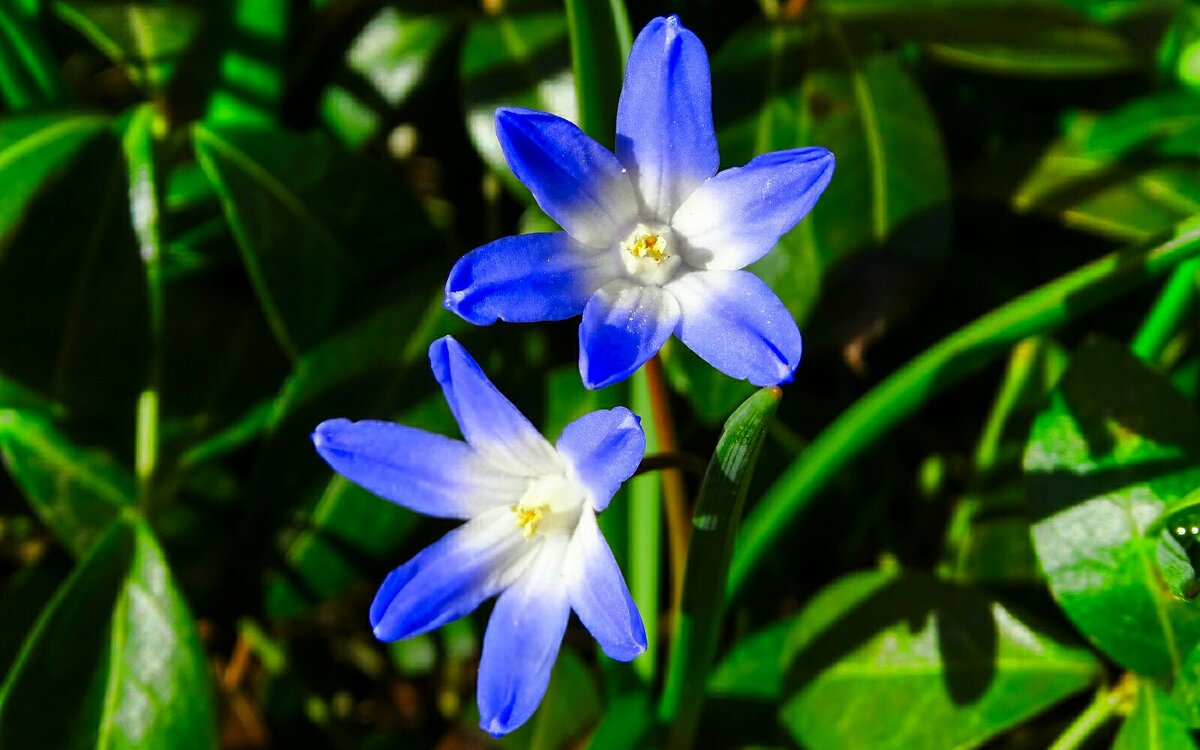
0, 519, 217, 749
1025, 337, 1200, 676
1114, 680, 1199, 749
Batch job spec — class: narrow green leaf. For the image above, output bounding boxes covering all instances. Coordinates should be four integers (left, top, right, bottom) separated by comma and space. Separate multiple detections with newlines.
1114, 681, 1199, 750
0, 519, 218, 749
659, 386, 782, 750
461, 12, 575, 201
54, 1, 203, 93
730, 221, 1200, 601
0, 3, 66, 110
627, 367, 660, 683
1026, 337, 1200, 676
563, 0, 630, 148
0, 408, 136, 556
780, 571, 1103, 750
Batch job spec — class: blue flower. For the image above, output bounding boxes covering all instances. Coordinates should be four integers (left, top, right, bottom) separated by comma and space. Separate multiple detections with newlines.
445, 15, 834, 389
311, 335, 647, 736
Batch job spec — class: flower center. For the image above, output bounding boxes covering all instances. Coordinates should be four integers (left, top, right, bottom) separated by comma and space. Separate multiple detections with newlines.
513, 503, 549, 539
619, 223, 682, 284
628, 232, 668, 263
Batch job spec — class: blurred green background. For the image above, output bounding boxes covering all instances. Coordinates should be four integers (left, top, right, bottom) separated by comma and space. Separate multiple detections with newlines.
3, 0, 1200, 748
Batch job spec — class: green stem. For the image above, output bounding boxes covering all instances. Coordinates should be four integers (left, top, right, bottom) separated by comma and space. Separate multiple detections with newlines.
628, 367, 661, 683
1048, 677, 1133, 750
1131, 256, 1200, 364
728, 222, 1200, 599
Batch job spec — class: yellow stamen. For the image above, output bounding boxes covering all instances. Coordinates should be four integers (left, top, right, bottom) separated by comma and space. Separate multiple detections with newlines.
513, 504, 549, 539
628, 233, 668, 263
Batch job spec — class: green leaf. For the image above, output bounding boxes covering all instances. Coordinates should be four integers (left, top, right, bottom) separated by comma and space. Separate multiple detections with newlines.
54, 1, 203, 93
461, 11, 575, 201
563, 0, 630, 148
0, 408, 136, 556
1025, 337, 1200, 676
824, 0, 1139, 77
1114, 680, 1199, 750
320, 8, 456, 149
205, 0, 286, 124
1016, 95, 1200, 241
0, 519, 218, 749
708, 617, 793, 702
0, 114, 109, 241
780, 571, 1102, 750
0, 116, 147, 427
711, 20, 950, 322
660, 386, 783, 750
193, 123, 444, 359
0, 3, 67, 110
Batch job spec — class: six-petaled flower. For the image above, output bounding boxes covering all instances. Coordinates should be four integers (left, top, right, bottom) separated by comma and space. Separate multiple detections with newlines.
312, 336, 647, 736
445, 15, 835, 389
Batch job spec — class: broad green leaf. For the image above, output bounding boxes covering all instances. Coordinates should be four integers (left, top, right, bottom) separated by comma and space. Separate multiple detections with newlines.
54, 2, 203, 93
824, 0, 1138, 77
585, 690, 654, 750
1025, 337, 1200, 676
0, 114, 109, 240
320, 8, 456, 148
0, 519, 217, 749
461, 12, 576, 201
0, 2, 66, 109
711, 20, 949, 323
660, 387, 782, 749
708, 617, 793, 701
1114, 680, 1199, 749
0, 408, 135, 556
193, 123, 444, 359
1016, 95, 1200, 241
498, 649, 601, 750
0, 119, 147, 427
205, 0, 285, 124
780, 571, 1102, 750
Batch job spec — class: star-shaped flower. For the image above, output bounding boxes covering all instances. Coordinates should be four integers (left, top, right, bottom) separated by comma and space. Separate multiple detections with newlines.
445, 15, 834, 389
312, 336, 646, 736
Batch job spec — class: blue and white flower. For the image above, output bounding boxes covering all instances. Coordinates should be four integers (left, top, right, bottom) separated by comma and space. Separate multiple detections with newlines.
445, 15, 835, 389
311, 335, 646, 736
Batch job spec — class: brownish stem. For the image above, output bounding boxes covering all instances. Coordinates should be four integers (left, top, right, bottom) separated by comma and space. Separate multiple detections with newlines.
644, 355, 690, 613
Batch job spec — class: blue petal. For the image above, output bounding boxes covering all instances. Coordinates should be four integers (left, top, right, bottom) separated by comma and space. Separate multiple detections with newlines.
371, 507, 529, 640
566, 508, 646, 661
666, 270, 802, 386
445, 232, 621, 325
673, 147, 835, 270
313, 419, 526, 519
495, 108, 637, 248
616, 15, 719, 221
429, 336, 560, 476
579, 281, 680, 389
478, 537, 571, 737
556, 408, 645, 512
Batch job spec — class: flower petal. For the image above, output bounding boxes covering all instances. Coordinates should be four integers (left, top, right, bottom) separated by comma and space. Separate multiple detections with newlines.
556, 408, 645, 512
429, 336, 560, 476
312, 419, 526, 519
616, 15, 719, 221
579, 280, 681, 389
370, 507, 530, 640
666, 270, 802, 385
444, 232, 621, 325
495, 107, 637, 248
673, 147, 834, 270
478, 536, 571, 737
565, 508, 646, 661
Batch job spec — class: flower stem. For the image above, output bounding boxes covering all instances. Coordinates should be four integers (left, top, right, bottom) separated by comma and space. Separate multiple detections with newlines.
1048, 674, 1135, 750
634, 451, 708, 478
728, 221, 1200, 599
645, 354, 689, 614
